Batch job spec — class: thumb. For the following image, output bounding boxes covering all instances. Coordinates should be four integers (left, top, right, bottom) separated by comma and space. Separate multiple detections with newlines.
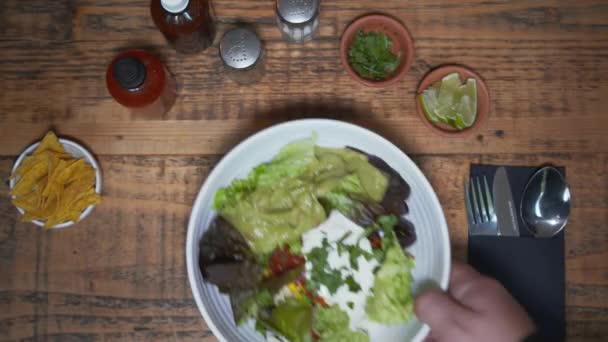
415, 288, 474, 340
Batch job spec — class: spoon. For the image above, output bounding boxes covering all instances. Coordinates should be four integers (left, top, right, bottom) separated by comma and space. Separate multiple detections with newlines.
520, 166, 571, 238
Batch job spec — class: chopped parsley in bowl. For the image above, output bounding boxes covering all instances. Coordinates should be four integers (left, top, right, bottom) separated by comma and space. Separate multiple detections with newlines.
347, 31, 401, 81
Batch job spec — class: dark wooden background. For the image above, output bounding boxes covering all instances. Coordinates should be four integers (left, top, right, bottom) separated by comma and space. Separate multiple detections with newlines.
1, 0, 607, 341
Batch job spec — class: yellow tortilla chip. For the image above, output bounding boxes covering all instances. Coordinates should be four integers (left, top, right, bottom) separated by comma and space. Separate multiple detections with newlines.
12, 155, 39, 179
34, 131, 65, 155
56, 159, 87, 184
22, 212, 45, 222
69, 171, 96, 190
47, 152, 61, 176
42, 159, 66, 198
48, 150, 73, 160
9, 158, 49, 196
12, 191, 42, 212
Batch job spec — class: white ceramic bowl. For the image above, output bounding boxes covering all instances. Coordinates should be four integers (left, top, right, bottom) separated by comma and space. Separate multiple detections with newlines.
186, 119, 450, 342
9, 138, 103, 229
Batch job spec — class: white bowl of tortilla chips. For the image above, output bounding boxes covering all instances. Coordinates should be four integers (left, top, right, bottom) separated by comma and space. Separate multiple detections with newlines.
9, 132, 102, 229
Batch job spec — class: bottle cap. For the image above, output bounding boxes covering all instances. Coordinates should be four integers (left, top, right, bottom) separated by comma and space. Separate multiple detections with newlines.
277, 0, 319, 24
113, 56, 146, 90
220, 28, 262, 70
161, 0, 189, 13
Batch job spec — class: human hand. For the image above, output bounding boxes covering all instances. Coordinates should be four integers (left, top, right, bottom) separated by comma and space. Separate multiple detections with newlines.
415, 260, 536, 342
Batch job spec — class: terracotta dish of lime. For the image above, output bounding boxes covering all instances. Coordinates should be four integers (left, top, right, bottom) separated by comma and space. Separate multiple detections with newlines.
340, 14, 414, 87
416, 66, 489, 136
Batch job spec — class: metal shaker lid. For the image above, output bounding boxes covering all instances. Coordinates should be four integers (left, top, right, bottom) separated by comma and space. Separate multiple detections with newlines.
220, 28, 262, 69
113, 56, 146, 90
277, 0, 319, 24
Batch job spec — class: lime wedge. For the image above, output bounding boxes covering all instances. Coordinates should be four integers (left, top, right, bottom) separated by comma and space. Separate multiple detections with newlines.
418, 73, 477, 130
419, 88, 441, 122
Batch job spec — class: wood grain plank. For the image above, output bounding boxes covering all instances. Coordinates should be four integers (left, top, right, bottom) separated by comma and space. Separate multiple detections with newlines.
0, 116, 606, 156
0, 36, 606, 122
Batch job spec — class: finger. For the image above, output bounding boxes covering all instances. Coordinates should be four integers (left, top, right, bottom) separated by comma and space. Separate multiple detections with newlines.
426, 329, 438, 342
415, 288, 474, 339
449, 261, 508, 312
448, 260, 482, 302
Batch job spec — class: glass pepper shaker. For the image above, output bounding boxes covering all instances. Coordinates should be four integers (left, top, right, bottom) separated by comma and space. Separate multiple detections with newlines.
219, 28, 265, 85
276, 0, 320, 43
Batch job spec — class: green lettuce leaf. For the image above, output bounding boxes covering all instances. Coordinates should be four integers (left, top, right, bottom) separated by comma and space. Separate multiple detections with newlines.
231, 289, 273, 325
214, 164, 266, 210
214, 136, 316, 211
365, 228, 415, 324
314, 305, 369, 342
257, 135, 317, 188
260, 298, 313, 342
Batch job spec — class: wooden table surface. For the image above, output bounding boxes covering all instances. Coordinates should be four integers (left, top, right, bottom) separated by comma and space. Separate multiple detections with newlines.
1, 0, 607, 341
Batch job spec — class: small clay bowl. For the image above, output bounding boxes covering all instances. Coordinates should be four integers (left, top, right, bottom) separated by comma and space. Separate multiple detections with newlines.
340, 14, 415, 87
416, 65, 490, 137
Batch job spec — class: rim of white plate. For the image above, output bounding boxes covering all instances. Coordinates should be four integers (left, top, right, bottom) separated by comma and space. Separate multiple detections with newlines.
9, 138, 103, 229
186, 119, 451, 342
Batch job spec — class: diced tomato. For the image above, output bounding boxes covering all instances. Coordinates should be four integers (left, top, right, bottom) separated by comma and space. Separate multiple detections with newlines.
315, 296, 328, 308
312, 330, 320, 339
269, 244, 305, 276
369, 234, 382, 249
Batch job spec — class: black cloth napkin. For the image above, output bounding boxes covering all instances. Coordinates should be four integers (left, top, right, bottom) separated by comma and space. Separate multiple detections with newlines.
468, 165, 566, 341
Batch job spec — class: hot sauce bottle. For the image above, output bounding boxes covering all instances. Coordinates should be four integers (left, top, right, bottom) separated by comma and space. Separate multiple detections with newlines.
106, 49, 177, 117
151, 0, 215, 54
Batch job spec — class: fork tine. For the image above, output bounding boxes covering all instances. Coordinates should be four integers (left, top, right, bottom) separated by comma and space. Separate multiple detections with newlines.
470, 177, 482, 223
483, 176, 495, 219
464, 180, 475, 224
476, 177, 488, 222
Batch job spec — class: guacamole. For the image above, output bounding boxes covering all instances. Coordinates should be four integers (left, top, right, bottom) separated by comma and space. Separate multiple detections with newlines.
215, 138, 389, 255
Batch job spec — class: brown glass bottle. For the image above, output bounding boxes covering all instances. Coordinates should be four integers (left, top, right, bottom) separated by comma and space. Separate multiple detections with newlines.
151, 0, 215, 54
106, 49, 177, 118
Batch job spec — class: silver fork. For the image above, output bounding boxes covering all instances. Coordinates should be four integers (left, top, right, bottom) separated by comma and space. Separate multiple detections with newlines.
465, 175, 498, 236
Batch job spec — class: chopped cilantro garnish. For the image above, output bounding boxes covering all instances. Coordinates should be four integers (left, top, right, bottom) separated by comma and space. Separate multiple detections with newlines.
307, 239, 344, 294
348, 244, 373, 270
306, 238, 371, 295
347, 301, 355, 309
337, 243, 347, 256
348, 31, 401, 81
335, 240, 374, 271
345, 275, 361, 293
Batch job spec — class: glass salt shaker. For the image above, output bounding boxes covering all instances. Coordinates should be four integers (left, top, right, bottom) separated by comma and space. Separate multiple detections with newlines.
276, 0, 320, 43
219, 28, 265, 85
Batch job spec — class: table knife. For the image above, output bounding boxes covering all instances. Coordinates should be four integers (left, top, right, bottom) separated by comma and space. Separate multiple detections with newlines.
493, 167, 520, 236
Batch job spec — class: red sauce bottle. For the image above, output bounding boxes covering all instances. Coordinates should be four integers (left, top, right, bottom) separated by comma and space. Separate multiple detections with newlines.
106, 49, 177, 118
151, 0, 215, 54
